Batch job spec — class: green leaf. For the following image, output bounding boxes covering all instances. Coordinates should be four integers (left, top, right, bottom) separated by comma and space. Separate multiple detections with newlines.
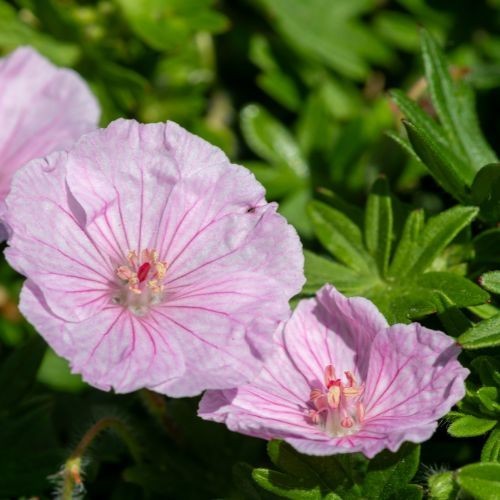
246, 161, 304, 199
457, 462, 500, 500
255, 0, 392, 81
403, 120, 469, 201
116, 0, 228, 51
420, 30, 496, 170
388, 209, 424, 278
303, 250, 375, 295
395, 485, 424, 500
407, 206, 478, 275
316, 188, 364, 228
362, 443, 420, 499
280, 189, 313, 239
253, 469, 324, 500
428, 471, 459, 500
459, 314, 500, 349
261, 440, 363, 499
480, 271, 500, 295
471, 163, 500, 223
364, 177, 393, 277
241, 104, 309, 179
233, 463, 279, 500
415, 272, 489, 308
308, 201, 374, 273
390, 90, 445, 149
448, 415, 497, 437
481, 427, 500, 462
369, 285, 438, 324
0, 335, 46, 411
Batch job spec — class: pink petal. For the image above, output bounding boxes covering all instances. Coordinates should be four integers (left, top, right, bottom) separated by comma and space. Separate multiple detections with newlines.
5, 153, 111, 322
0, 47, 99, 200
199, 328, 321, 438
66, 307, 185, 393
284, 285, 387, 384
363, 323, 468, 426
20, 280, 75, 359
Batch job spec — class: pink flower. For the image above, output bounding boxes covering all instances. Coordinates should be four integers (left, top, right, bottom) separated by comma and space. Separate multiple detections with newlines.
5, 119, 304, 396
199, 285, 468, 458
0, 47, 99, 202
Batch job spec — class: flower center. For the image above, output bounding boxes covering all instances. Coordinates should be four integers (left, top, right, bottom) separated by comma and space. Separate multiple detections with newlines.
307, 364, 365, 437
113, 249, 168, 316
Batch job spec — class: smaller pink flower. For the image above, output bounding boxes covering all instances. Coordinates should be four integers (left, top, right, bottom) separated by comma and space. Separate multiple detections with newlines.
0, 46, 99, 202
199, 285, 468, 458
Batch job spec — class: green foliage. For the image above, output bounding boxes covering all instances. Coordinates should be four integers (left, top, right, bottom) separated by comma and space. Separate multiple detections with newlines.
456, 463, 500, 500
392, 30, 498, 205
305, 182, 485, 323
459, 314, 500, 349
1, 0, 500, 497
253, 440, 421, 499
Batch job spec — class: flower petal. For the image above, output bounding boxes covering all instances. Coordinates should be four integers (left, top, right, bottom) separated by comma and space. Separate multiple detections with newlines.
5, 153, 112, 322
65, 119, 180, 257
0, 47, 99, 200
19, 280, 74, 359
199, 329, 321, 438
67, 307, 185, 393
363, 323, 468, 427
284, 285, 388, 384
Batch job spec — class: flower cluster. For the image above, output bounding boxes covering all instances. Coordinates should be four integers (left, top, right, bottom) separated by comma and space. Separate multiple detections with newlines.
1, 45, 468, 458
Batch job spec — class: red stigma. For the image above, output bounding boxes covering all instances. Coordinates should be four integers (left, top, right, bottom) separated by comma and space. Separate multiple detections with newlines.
137, 262, 151, 282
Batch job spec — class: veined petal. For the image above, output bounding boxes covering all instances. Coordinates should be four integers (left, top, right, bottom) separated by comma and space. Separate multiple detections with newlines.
5, 153, 111, 322
0, 46, 99, 200
363, 323, 468, 424
68, 307, 185, 393
199, 287, 467, 457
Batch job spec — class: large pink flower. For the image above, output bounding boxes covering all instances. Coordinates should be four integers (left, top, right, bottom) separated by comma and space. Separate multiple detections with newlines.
5, 119, 304, 396
0, 46, 99, 201
199, 285, 468, 458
